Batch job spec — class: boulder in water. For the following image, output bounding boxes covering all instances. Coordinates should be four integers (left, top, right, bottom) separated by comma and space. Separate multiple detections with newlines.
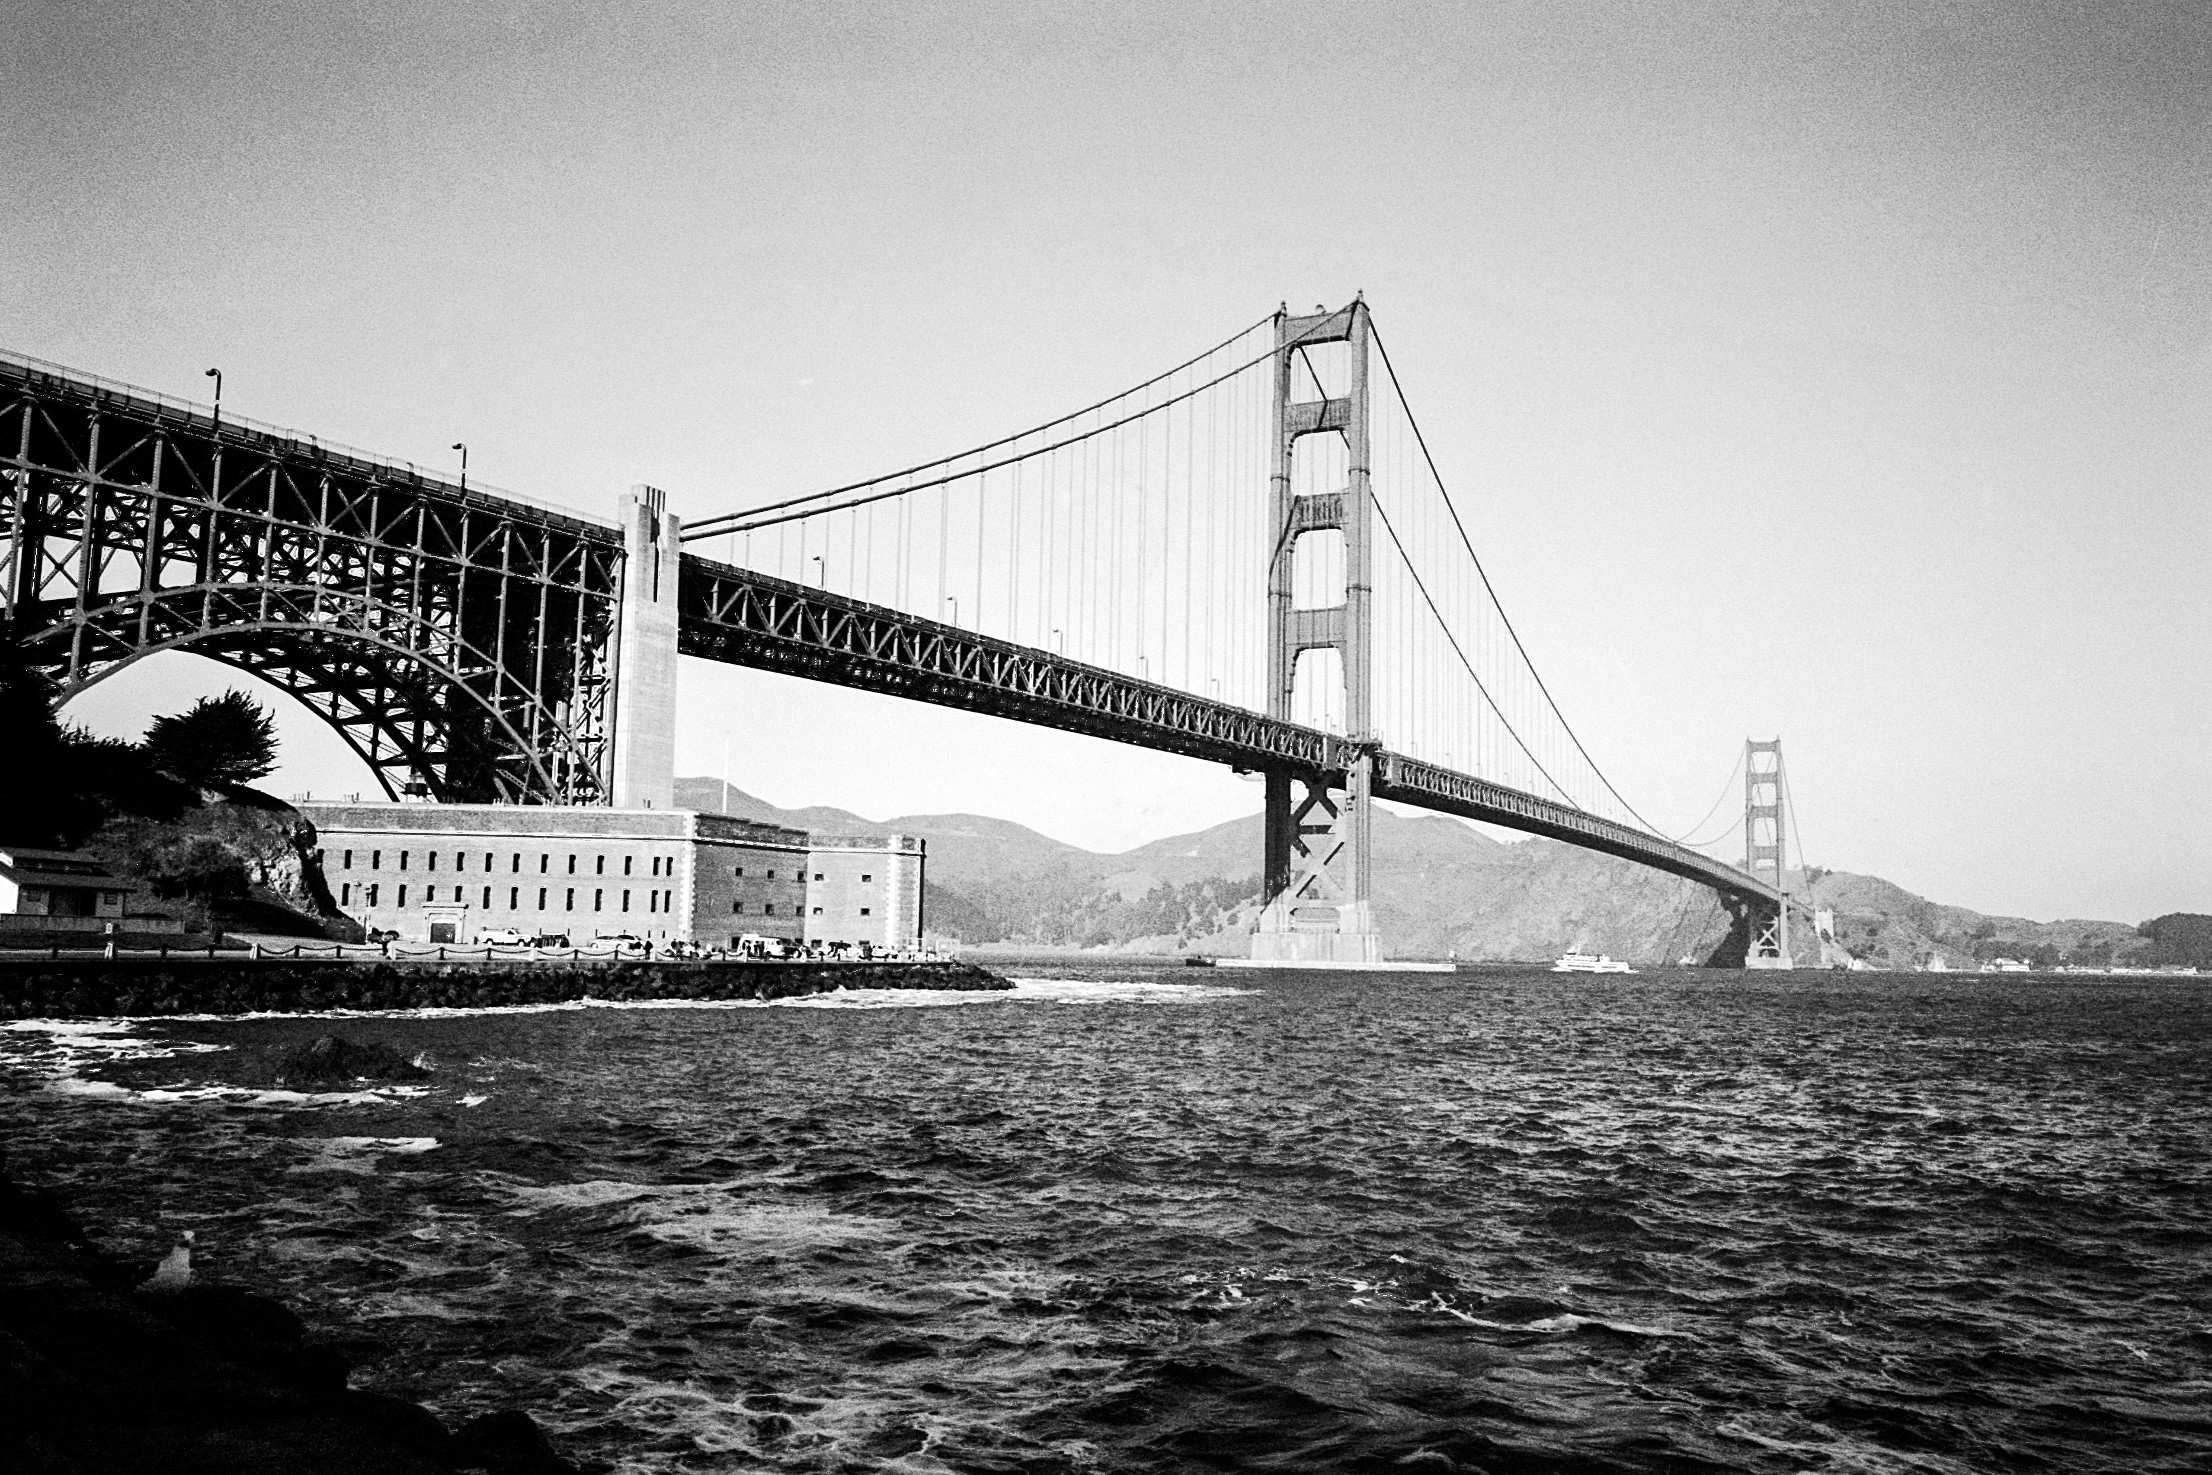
270, 1034, 430, 1085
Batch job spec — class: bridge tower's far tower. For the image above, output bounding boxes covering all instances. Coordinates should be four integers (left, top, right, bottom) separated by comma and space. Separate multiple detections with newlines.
1251, 300, 1384, 965
1743, 737, 1794, 968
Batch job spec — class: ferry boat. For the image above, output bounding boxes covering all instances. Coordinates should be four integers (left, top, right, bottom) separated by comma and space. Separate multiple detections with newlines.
1979, 957, 2032, 973
1552, 951, 1633, 974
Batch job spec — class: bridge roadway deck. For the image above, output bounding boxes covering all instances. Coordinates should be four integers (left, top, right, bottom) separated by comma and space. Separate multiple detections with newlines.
678, 558, 1781, 905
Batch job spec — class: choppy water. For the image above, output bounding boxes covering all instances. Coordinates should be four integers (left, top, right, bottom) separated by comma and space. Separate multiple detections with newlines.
3, 963, 2208, 1473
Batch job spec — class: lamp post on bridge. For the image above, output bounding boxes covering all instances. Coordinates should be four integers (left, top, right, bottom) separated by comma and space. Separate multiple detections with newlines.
811, 555, 824, 587
944, 595, 958, 629
451, 442, 468, 493
204, 368, 222, 430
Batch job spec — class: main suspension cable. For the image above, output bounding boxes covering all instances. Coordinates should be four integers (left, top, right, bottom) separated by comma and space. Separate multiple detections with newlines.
1369, 494, 1576, 807
1666, 744, 1747, 847
1370, 323, 1665, 836
686, 310, 1281, 541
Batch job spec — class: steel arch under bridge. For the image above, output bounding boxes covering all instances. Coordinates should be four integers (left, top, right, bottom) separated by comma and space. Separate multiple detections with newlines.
2, 353, 623, 804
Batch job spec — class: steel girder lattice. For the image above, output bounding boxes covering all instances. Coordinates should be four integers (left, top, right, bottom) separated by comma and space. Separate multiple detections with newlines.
1, 358, 622, 804
680, 556, 1354, 773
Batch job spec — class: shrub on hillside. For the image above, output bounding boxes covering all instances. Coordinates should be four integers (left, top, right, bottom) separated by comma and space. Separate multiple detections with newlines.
143, 691, 278, 786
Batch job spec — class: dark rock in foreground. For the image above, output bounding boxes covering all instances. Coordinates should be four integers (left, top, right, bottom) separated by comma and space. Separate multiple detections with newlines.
271, 1034, 432, 1084
0, 957, 1012, 1019
0, 1158, 583, 1474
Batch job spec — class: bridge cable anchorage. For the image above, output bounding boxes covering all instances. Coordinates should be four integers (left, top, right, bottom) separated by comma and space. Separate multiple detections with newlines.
682, 311, 1353, 541
1369, 323, 1665, 836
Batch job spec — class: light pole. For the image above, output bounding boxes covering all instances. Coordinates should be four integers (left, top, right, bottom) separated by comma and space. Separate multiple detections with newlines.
811, 554, 825, 587
204, 368, 222, 429
451, 442, 468, 492
1051, 627, 1063, 654
944, 595, 959, 628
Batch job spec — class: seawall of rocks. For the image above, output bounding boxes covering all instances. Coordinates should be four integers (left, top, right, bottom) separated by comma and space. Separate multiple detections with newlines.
0, 957, 1012, 1019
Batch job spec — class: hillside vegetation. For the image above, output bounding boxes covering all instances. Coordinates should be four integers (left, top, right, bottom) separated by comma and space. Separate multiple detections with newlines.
677, 777, 2202, 968
2, 645, 351, 941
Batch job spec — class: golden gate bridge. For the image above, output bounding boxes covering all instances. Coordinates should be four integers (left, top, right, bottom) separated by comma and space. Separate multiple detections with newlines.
2, 298, 1804, 966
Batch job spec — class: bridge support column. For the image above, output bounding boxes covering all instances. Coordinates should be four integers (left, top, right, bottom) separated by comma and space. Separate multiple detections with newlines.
610, 485, 680, 809
1252, 298, 1383, 965
1253, 757, 1382, 964
1742, 737, 1794, 968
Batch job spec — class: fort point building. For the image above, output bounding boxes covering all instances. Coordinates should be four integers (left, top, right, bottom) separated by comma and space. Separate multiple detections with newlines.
295, 486, 926, 953
298, 807, 924, 952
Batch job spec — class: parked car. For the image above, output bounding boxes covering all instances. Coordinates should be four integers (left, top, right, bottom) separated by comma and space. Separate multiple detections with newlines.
735, 932, 791, 960
474, 927, 529, 947
594, 932, 650, 958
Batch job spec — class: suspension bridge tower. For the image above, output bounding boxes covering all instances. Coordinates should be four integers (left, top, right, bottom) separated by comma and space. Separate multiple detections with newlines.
1743, 738, 1794, 969
1251, 300, 1384, 964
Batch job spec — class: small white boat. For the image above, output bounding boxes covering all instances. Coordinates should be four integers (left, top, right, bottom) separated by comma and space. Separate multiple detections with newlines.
1979, 957, 2031, 974
1552, 951, 1633, 974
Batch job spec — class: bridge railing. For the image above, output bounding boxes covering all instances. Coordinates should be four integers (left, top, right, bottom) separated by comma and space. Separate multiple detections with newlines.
0, 346, 609, 530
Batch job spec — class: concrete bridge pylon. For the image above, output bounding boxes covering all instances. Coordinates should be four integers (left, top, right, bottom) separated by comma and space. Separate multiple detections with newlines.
610, 484, 681, 810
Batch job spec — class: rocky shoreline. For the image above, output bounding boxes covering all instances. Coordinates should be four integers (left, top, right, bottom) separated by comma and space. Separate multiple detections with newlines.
0, 1157, 583, 1474
0, 958, 1012, 1019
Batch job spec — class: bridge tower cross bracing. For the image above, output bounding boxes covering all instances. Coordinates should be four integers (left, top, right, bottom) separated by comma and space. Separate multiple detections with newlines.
1742, 737, 1794, 969
1252, 300, 1383, 965
609, 484, 681, 809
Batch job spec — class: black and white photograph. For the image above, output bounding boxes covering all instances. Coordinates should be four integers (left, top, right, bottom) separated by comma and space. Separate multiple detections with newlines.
2, 3, 2206, 1471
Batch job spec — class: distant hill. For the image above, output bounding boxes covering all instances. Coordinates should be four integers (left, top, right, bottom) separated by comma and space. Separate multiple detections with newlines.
672, 776, 2181, 967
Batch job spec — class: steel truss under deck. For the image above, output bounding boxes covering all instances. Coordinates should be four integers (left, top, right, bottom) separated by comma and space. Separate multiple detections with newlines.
680, 559, 1783, 907
2, 356, 622, 804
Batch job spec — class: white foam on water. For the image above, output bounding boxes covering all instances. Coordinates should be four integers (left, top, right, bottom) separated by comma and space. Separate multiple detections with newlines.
286, 1136, 441, 1174
24, 975, 1257, 1028
997, 977, 1258, 1005
500, 1174, 895, 1256
637, 1201, 899, 1254
3, 1017, 227, 1071
2, 1016, 439, 1107
353, 1290, 482, 1322
1439, 1309, 1686, 1339
506, 1178, 678, 1210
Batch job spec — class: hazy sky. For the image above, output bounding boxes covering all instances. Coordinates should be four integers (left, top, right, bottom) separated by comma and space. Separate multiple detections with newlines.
10, 1, 2207, 922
